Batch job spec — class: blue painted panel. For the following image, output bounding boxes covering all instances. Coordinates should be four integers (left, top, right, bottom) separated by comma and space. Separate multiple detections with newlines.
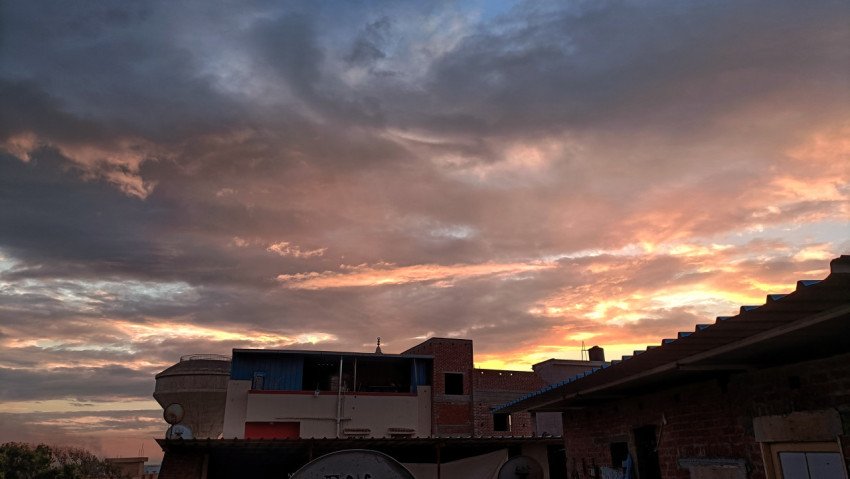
410, 358, 430, 392
231, 353, 304, 391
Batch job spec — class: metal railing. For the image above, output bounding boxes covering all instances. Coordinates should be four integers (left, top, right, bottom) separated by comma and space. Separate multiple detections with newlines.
179, 353, 231, 362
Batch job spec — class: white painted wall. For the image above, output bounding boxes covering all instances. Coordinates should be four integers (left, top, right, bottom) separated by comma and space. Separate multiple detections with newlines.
222, 380, 250, 439
242, 387, 431, 438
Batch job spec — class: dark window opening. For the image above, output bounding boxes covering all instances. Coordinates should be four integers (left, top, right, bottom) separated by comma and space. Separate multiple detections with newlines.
494, 413, 511, 432
301, 357, 341, 392
300, 355, 432, 393
634, 425, 662, 479
252, 372, 265, 390
445, 372, 464, 395
610, 442, 629, 468
789, 375, 801, 389
547, 446, 567, 479
355, 357, 411, 393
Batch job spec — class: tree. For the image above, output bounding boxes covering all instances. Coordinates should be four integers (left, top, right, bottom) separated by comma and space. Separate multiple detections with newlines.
0, 442, 128, 479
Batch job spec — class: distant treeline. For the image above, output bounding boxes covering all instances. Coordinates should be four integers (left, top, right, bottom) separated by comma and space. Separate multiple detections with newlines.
0, 442, 128, 479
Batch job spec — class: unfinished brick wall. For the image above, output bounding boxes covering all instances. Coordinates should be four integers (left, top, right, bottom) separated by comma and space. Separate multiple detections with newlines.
473, 369, 544, 436
405, 338, 475, 435
558, 351, 850, 479
474, 369, 544, 391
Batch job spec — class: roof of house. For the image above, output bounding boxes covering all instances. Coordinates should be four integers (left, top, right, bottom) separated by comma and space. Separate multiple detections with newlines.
156, 436, 562, 466
494, 255, 850, 414
232, 349, 434, 360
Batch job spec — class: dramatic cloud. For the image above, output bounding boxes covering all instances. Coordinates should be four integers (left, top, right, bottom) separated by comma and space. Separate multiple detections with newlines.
276, 261, 555, 289
1, 0, 848, 461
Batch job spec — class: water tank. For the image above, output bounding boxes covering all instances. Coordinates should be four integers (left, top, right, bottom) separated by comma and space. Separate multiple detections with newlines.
588, 346, 605, 362
153, 354, 231, 439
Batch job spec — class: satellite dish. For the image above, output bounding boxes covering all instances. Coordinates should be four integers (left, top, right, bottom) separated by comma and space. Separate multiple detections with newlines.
290, 450, 415, 479
166, 424, 193, 440
498, 455, 544, 479
163, 403, 185, 425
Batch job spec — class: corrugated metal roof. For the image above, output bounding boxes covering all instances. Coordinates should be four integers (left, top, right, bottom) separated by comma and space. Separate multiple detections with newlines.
494, 255, 850, 414
156, 436, 565, 476
157, 435, 563, 452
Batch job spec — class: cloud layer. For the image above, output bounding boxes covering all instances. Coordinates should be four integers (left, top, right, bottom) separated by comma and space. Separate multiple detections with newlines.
1, 0, 848, 461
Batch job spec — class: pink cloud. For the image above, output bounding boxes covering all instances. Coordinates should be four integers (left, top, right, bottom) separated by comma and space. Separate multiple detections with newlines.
276, 261, 556, 289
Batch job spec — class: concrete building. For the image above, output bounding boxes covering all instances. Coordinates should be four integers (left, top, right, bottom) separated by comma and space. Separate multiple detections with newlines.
496, 255, 850, 479
154, 338, 603, 478
221, 348, 433, 440
153, 354, 231, 439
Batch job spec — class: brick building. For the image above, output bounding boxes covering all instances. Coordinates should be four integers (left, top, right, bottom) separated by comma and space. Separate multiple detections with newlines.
402, 337, 564, 438
496, 255, 850, 479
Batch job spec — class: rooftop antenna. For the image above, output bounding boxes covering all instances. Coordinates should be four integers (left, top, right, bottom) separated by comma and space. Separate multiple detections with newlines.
581, 341, 588, 361
375, 337, 383, 354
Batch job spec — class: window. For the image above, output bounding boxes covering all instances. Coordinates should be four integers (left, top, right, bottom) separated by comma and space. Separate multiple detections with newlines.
493, 413, 511, 432
444, 372, 464, 395
763, 442, 844, 479
779, 452, 843, 478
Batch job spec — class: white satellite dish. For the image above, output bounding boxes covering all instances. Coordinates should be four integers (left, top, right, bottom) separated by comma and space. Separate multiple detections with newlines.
290, 450, 415, 479
498, 455, 544, 479
166, 424, 193, 440
163, 403, 185, 425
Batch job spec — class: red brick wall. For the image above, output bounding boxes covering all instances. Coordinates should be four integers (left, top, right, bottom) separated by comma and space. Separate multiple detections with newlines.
472, 369, 544, 436
558, 352, 850, 479
436, 403, 473, 425
473, 403, 536, 436
407, 338, 474, 395
406, 338, 475, 435
473, 369, 544, 390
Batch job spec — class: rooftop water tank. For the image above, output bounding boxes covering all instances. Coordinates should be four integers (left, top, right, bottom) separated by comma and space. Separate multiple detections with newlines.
153, 354, 231, 439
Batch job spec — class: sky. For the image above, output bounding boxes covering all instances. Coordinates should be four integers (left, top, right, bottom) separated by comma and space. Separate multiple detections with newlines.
1, 0, 848, 463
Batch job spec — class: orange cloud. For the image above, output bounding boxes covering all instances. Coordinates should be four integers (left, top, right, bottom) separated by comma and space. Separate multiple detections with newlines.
1, 132, 39, 162
266, 241, 327, 258
111, 320, 337, 348
275, 261, 556, 289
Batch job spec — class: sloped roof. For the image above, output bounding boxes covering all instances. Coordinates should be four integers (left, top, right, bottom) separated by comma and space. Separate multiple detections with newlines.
494, 255, 850, 414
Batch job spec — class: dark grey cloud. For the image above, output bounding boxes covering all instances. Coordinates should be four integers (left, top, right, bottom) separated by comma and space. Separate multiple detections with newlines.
346, 17, 392, 68
0, 366, 154, 402
417, 0, 849, 136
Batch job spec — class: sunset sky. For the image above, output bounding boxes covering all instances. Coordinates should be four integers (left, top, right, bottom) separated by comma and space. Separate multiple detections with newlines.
1, 0, 848, 463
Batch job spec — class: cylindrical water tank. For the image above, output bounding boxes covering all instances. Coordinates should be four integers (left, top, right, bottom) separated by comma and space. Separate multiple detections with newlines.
153, 354, 231, 439
588, 346, 605, 362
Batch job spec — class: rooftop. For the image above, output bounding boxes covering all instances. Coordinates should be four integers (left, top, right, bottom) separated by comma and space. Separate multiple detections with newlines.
232, 348, 434, 359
